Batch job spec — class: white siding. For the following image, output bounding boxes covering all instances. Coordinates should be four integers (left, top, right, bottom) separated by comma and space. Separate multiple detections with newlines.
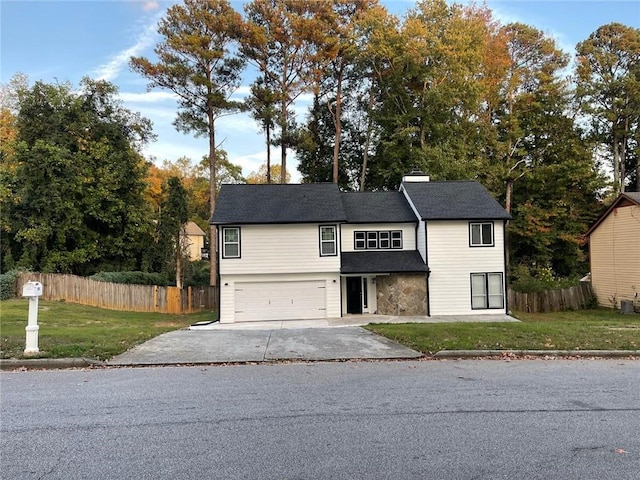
427, 220, 506, 315
219, 273, 341, 323
417, 220, 426, 262
220, 224, 340, 275
340, 223, 416, 252
399, 186, 426, 261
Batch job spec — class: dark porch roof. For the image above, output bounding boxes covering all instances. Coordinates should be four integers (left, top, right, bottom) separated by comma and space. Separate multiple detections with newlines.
341, 251, 428, 274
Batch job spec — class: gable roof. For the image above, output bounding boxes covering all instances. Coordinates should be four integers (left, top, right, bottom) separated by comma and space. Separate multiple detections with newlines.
341, 192, 417, 223
586, 192, 640, 237
211, 183, 347, 224
182, 221, 206, 236
341, 251, 429, 274
401, 181, 511, 220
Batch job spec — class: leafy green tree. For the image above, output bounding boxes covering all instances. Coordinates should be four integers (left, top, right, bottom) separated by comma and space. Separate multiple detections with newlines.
130, 0, 246, 286
246, 163, 290, 184
242, 0, 332, 184
245, 76, 279, 184
576, 23, 640, 193
3, 78, 153, 274
155, 177, 189, 288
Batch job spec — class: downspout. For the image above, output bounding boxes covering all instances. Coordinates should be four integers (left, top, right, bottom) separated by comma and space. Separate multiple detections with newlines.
425, 221, 431, 317
503, 219, 509, 314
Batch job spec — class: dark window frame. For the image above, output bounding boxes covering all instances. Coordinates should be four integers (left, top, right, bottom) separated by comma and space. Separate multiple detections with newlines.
319, 225, 338, 257
222, 226, 241, 259
354, 230, 403, 250
470, 272, 504, 310
469, 221, 495, 247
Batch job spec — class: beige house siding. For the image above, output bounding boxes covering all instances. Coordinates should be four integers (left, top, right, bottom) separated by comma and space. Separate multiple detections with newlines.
589, 205, 640, 309
182, 221, 206, 261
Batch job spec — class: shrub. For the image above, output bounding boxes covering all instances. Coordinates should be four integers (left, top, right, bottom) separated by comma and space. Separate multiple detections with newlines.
183, 261, 210, 287
0, 270, 20, 300
90, 271, 172, 286
510, 264, 580, 293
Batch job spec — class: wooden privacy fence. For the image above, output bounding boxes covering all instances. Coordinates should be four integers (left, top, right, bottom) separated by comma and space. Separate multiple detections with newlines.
15, 273, 217, 314
508, 283, 594, 314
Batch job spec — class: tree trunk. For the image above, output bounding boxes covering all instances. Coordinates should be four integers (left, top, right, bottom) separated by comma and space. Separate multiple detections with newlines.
266, 122, 271, 184
360, 80, 375, 192
505, 178, 513, 215
280, 97, 287, 184
209, 116, 217, 287
332, 64, 344, 184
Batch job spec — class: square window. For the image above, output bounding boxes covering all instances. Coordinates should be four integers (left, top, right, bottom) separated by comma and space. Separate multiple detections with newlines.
470, 222, 494, 247
391, 231, 402, 249
366, 231, 378, 249
379, 231, 390, 249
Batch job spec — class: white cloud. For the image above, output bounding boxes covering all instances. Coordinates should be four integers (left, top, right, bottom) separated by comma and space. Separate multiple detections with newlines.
92, 12, 162, 82
142, 1, 160, 12
118, 91, 177, 103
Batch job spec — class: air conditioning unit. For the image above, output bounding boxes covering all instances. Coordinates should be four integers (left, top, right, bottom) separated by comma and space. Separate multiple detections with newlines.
620, 300, 634, 314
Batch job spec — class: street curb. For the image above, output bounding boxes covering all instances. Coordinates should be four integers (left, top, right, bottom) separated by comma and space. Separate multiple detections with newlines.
433, 350, 640, 359
2, 351, 639, 370
0, 358, 106, 371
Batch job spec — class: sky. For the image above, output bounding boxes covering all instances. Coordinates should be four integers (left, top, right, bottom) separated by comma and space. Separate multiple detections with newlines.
1, 0, 639, 182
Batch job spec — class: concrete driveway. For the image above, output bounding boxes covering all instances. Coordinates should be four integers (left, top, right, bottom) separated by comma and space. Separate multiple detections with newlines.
108, 327, 422, 366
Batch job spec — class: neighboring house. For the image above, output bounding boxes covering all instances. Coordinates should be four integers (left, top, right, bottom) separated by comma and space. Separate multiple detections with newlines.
586, 192, 640, 311
211, 173, 511, 323
182, 221, 207, 261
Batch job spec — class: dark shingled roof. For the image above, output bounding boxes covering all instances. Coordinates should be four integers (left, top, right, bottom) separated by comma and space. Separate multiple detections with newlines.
211, 183, 347, 224
624, 192, 640, 203
341, 251, 429, 274
402, 181, 511, 220
341, 192, 417, 223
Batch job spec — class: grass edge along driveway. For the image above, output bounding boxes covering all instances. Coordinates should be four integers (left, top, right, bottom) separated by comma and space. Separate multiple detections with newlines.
0, 299, 215, 360
365, 309, 640, 354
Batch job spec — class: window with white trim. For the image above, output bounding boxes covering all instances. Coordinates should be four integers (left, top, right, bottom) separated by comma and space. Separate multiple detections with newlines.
470, 222, 494, 247
354, 230, 403, 250
471, 273, 504, 309
222, 227, 240, 258
320, 225, 337, 256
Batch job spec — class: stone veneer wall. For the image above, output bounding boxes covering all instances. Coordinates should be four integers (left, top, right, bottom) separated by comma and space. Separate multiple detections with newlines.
376, 274, 427, 316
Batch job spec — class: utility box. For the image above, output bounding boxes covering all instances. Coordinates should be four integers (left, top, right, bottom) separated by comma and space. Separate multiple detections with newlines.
620, 300, 634, 314
22, 281, 43, 297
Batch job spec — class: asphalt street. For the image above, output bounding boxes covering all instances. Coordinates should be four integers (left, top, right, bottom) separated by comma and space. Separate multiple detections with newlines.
1, 359, 639, 479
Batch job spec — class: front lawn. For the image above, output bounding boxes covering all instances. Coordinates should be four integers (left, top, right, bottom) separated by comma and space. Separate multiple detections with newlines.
366, 309, 640, 354
0, 299, 215, 360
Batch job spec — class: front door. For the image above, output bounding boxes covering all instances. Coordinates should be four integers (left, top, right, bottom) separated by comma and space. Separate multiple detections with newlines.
346, 276, 362, 314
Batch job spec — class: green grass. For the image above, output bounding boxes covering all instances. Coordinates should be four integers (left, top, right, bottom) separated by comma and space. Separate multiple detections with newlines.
0, 299, 216, 360
366, 309, 640, 354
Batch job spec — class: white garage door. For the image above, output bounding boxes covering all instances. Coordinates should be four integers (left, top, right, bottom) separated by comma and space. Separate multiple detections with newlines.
235, 281, 327, 322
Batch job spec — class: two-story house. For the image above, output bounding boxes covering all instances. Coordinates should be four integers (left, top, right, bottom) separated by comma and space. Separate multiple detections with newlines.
212, 173, 510, 323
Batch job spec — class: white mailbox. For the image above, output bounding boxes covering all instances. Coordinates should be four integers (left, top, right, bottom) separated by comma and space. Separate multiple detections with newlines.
22, 281, 43, 297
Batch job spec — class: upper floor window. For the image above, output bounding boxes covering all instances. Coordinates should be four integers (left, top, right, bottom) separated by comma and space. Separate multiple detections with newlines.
320, 225, 337, 256
222, 227, 240, 258
470, 222, 494, 247
355, 230, 402, 250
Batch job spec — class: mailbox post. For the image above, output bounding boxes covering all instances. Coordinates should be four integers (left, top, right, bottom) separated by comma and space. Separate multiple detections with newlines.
22, 281, 43, 355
